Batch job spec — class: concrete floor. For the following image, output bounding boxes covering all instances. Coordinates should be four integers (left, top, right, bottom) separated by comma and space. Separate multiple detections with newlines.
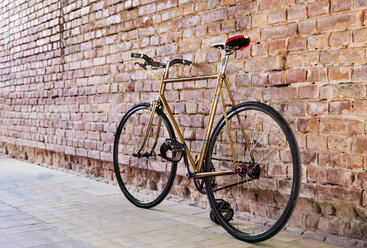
0, 156, 345, 248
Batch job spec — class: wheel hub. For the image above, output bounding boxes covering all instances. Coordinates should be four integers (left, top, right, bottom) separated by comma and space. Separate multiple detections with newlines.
235, 163, 261, 179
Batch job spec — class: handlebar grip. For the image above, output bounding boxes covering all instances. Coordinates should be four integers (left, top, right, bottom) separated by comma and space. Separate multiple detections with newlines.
131, 53, 142, 58
183, 59, 192, 65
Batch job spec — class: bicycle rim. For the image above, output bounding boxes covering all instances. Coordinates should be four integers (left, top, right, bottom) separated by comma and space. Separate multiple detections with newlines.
113, 103, 177, 208
205, 102, 301, 242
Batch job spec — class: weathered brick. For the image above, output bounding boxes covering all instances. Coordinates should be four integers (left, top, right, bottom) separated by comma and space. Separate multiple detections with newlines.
245, 56, 284, 72
330, 66, 351, 81
286, 52, 319, 68
263, 87, 297, 101
352, 138, 367, 153
307, 101, 328, 115
268, 39, 287, 56
317, 185, 361, 205
202, 9, 225, 24
288, 37, 307, 51
307, 67, 327, 82
268, 9, 286, 25
298, 19, 317, 34
331, 0, 352, 12
298, 118, 319, 133
329, 30, 352, 47
287, 69, 307, 83
228, 2, 257, 17
317, 11, 363, 31
299, 85, 319, 99
307, 135, 328, 151
353, 28, 367, 43
329, 100, 351, 114
320, 48, 365, 65
261, 23, 297, 41
288, 5, 306, 21
269, 71, 286, 86
320, 119, 364, 135
308, 0, 329, 17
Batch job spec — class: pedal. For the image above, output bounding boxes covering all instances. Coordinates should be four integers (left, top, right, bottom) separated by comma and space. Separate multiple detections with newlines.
159, 139, 184, 163
209, 199, 234, 224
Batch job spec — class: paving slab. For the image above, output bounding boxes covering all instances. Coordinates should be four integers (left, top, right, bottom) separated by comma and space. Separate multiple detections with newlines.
0, 156, 346, 248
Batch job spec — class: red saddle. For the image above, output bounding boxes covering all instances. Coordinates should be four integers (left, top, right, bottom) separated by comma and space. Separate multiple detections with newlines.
212, 35, 251, 51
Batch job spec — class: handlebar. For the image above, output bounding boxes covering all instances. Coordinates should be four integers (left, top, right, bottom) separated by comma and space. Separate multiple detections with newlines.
131, 53, 192, 69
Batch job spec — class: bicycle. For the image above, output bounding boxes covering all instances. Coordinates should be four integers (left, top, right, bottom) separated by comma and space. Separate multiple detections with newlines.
113, 35, 301, 242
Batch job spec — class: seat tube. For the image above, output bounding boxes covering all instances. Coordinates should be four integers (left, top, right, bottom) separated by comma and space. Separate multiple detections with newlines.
220, 53, 230, 75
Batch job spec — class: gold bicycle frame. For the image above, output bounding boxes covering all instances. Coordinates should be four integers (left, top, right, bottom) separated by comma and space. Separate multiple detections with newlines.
137, 54, 254, 179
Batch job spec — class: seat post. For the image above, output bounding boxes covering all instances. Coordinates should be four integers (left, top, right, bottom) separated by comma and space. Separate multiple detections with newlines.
219, 53, 230, 75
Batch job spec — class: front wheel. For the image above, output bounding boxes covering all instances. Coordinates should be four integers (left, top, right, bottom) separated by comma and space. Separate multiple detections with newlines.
113, 103, 177, 208
205, 102, 301, 242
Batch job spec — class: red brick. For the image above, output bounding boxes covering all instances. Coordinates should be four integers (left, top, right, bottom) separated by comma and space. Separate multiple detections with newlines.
288, 37, 307, 51
307, 135, 328, 151
288, 102, 305, 116
318, 185, 361, 205
288, 5, 306, 21
363, 191, 367, 208
308, 167, 328, 183
353, 100, 367, 116
320, 48, 365, 65
261, 23, 297, 41
259, 0, 293, 11
138, 3, 157, 16
268, 40, 287, 55
178, 15, 200, 28
287, 69, 307, 83
235, 74, 250, 86
329, 30, 352, 47
202, 9, 225, 24
328, 135, 352, 153
317, 11, 363, 31
228, 2, 257, 17
355, 0, 367, 7
307, 101, 328, 115
263, 87, 297, 101
251, 73, 268, 86
299, 85, 319, 99
298, 19, 317, 34
352, 65, 367, 81
268, 9, 286, 25
352, 138, 367, 153
252, 14, 267, 28
285, 52, 319, 68
269, 71, 286, 85
157, 0, 177, 11
356, 172, 367, 188
297, 119, 319, 133
320, 119, 364, 135
331, 0, 352, 12
327, 169, 353, 186
338, 83, 366, 98
308, 0, 329, 17
245, 56, 284, 72
307, 67, 327, 82
353, 28, 367, 43
251, 43, 268, 57
320, 152, 342, 167
329, 100, 351, 114
330, 66, 351, 81
236, 17, 250, 30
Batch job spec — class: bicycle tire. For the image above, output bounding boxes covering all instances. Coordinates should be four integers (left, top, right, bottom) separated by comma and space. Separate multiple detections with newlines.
205, 101, 301, 242
113, 103, 177, 208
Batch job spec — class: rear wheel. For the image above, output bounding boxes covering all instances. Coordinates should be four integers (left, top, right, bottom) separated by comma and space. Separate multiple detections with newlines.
205, 102, 301, 242
113, 103, 177, 208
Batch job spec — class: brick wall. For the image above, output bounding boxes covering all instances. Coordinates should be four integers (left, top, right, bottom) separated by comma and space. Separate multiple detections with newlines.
0, 0, 366, 245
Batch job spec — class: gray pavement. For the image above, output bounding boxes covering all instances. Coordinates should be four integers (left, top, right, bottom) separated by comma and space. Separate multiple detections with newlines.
0, 156, 343, 248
